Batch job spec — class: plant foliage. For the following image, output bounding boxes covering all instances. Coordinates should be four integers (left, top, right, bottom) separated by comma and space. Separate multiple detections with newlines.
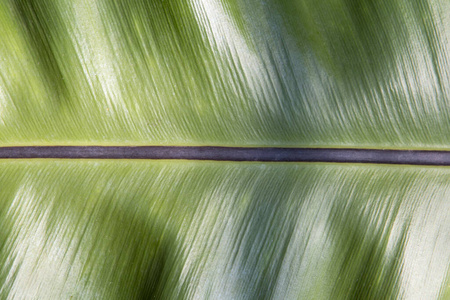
1, 0, 450, 299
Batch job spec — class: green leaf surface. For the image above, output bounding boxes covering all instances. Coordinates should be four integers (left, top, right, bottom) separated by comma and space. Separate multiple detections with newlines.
1, 161, 449, 299
1, 0, 450, 148
2, 0, 450, 299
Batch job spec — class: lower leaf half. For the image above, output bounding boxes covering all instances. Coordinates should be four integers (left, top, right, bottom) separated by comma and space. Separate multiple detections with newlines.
0, 160, 449, 299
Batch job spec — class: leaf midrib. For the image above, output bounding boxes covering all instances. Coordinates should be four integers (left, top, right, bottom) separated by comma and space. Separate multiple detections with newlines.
1, 146, 450, 166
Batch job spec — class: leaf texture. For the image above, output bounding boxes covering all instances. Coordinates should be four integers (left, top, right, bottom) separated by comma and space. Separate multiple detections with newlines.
1, 0, 450, 148
0, 161, 449, 299
1, 0, 450, 299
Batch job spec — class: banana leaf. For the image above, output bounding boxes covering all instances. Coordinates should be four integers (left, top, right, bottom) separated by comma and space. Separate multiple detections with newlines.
1, 0, 450, 299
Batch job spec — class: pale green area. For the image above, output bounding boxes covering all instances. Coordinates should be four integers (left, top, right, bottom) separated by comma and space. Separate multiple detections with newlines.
0, 161, 449, 299
2, 1, 450, 299
1, 0, 450, 148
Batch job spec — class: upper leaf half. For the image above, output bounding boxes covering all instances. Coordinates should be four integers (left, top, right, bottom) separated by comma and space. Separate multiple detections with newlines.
1, 0, 450, 148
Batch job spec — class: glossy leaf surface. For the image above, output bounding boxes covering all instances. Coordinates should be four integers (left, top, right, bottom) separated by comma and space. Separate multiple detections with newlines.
1, 0, 450, 148
1, 161, 449, 299
1, 0, 450, 299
